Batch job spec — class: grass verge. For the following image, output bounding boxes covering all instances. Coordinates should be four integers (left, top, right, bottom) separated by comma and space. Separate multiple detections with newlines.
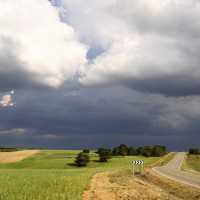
182, 154, 200, 173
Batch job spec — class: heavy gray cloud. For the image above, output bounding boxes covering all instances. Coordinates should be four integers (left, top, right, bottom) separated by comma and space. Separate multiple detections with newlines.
1, 0, 200, 149
2, 0, 200, 96
0, 86, 200, 149
59, 0, 200, 96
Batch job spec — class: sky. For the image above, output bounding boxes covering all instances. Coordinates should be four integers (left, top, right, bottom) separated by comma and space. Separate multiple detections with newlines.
0, 0, 200, 150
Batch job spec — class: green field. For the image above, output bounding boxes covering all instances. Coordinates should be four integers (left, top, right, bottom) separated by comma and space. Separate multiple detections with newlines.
185, 154, 200, 172
0, 150, 160, 200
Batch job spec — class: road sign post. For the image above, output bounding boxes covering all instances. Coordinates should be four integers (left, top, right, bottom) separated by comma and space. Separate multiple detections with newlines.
131, 160, 144, 176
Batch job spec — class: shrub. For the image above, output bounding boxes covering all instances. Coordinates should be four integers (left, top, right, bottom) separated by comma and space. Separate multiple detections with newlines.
75, 152, 90, 167
82, 149, 90, 154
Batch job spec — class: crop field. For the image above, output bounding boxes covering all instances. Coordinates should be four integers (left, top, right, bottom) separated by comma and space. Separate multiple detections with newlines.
184, 154, 200, 172
0, 150, 39, 164
0, 150, 159, 200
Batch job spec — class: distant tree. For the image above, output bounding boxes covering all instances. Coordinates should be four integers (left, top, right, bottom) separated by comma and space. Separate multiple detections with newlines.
82, 149, 90, 154
0, 147, 18, 152
136, 147, 143, 155
118, 144, 129, 156
189, 148, 200, 155
98, 148, 112, 162
75, 152, 90, 167
112, 147, 120, 156
111, 144, 167, 157
141, 146, 153, 157
96, 148, 105, 155
128, 147, 137, 156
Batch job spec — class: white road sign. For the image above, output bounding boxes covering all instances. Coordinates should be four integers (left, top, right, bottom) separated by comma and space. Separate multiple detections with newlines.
132, 160, 144, 165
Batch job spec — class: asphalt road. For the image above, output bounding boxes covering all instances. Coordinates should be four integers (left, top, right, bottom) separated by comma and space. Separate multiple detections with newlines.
153, 152, 200, 189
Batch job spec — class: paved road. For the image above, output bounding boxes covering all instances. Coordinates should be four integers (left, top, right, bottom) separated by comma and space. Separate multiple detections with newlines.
153, 152, 200, 189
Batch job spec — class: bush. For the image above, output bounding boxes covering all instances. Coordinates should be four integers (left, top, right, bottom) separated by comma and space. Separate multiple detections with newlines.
75, 152, 90, 167
82, 149, 90, 154
96, 148, 104, 155
97, 148, 112, 162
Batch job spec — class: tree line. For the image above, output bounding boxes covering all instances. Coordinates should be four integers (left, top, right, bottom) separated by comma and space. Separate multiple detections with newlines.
74, 144, 167, 167
0, 147, 18, 152
188, 148, 200, 155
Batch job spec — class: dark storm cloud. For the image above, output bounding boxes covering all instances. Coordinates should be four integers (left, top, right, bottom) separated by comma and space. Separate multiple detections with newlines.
0, 86, 200, 150
124, 75, 200, 97
1, 0, 200, 150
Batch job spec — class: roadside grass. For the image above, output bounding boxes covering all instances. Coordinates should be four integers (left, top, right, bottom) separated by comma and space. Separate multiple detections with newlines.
182, 154, 200, 173
141, 169, 200, 200
0, 150, 160, 200
148, 152, 175, 168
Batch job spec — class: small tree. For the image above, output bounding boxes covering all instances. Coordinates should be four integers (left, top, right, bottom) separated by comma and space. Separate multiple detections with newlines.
75, 152, 90, 167
83, 149, 90, 154
98, 149, 112, 162
96, 148, 104, 155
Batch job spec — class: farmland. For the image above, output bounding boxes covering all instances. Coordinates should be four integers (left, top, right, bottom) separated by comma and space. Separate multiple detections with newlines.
0, 150, 159, 200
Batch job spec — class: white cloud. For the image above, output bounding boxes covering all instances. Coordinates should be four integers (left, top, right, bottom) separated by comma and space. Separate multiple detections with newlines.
59, 0, 200, 95
1, 0, 200, 96
0, 94, 14, 107
0, 128, 26, 135
0, 0, 87, 88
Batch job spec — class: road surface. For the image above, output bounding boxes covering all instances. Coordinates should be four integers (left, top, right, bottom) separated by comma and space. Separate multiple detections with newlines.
153, 152, 200, 189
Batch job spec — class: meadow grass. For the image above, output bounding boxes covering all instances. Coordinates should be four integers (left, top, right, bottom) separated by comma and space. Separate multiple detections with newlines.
184, 154, 200, 172
0, 150, 160, 200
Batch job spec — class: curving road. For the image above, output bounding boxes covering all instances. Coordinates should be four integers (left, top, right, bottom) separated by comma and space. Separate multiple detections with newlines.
153, 152, 200, 189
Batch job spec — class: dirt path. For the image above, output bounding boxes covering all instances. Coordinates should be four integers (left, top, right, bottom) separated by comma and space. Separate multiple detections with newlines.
83, 171, 181, 200
83, 172, 116, 200
0, 150, 40, 163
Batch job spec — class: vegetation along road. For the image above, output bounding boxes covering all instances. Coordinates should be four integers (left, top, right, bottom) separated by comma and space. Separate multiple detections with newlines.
153, 152, 200, 189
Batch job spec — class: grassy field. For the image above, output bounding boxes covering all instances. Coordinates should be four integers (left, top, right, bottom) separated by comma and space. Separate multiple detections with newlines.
184, 154, 200, 172
0, 150, 160, 200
